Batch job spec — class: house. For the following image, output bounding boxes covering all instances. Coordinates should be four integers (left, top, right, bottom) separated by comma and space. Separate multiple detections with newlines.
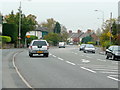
26, 26, 48, 39
68, 30, 84, 44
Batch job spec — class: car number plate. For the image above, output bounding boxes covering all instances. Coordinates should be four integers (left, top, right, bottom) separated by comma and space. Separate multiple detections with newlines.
37, 51, 43, 53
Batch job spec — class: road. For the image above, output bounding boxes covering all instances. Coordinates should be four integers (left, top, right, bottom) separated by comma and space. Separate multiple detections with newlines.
2, 45, 119, 88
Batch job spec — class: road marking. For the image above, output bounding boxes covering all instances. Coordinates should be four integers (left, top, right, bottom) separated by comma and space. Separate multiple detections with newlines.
52, 55, 56, 58
58, 57, 64, 61
74, 53, 78, 55
66, 61, 76, 65
97, 59, 106, 61
100, 71, 118, 74
81, 67, 96, 73
107, 76, 120, 81
13, 51, 33, 89
86, 56, 91, 58
94, 69, 118, 72
81, 59, 90, 63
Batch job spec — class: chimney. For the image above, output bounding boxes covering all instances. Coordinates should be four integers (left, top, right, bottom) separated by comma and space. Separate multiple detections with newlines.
69, 30, 72, 33
77, 30, 81, 34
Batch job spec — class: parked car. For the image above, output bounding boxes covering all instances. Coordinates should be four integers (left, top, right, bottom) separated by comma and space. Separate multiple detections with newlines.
28, 40, 49, 57
59, 42, 65, 48
106, 45, 120, 60
79, 44, 86, 51
83, 44, 95, 53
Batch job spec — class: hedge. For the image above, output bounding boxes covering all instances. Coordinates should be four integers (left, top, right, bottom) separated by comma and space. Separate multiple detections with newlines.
0, 36, 11, 43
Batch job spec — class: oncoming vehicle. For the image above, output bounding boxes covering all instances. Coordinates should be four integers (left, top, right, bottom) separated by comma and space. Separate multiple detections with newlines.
59, 42, 65, 48
28, 40, 49, 57
83, 44, 95, 53
106, 45, 120, 60
79, 44, 86, 51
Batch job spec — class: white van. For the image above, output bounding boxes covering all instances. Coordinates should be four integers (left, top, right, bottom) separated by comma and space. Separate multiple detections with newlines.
58, 42, 65, 48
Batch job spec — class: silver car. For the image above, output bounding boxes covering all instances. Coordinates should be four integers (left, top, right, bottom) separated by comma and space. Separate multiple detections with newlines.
28, 40, 49, 57
83, 44, 95, 53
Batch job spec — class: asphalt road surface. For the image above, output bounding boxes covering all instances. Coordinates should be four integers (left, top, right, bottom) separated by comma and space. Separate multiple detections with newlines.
2, 45, 120, 88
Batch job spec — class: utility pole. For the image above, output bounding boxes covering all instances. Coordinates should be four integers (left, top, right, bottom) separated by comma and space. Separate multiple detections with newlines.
18, 1, 21, 48
110, 12, 112, 44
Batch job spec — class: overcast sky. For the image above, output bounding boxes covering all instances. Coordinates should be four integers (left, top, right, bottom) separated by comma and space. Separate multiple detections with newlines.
1, 0, 120, 32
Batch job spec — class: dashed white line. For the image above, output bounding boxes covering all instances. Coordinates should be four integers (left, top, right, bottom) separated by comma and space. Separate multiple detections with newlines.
58, 57, 64, 61
107, 76, 120, 81
81, 67, 96, 73
97, 59, 106, 62
52, 55, 56, 58
66, 61, 76, 65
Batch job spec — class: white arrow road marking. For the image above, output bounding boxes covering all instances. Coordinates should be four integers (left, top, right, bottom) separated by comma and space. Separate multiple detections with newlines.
81, 67, 96, 73
66, 61, 76, 65
81, 59, 90, 63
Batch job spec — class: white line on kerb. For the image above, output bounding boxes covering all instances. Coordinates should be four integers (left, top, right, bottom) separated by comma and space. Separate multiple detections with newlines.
107, 76, 120, 81
66, 61, 76, 65
81, 67, 96, 73
58, 57, 64, 61
13, 52, 33, 88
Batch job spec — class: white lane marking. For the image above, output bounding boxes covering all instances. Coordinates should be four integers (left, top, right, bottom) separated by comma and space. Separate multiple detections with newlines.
52, 55, 56, 58
81, 67, 96, 73
81, 59, 90, 63
97, 59, 106, 61
94, 69, 118, 72
100, 71, 118, 74
49, 53, 52, 56
66, 61, 76, 65
58, 57, 64, 61
13, 52, 33, 88
86, 56, 91, 58
107, 76, 120, 81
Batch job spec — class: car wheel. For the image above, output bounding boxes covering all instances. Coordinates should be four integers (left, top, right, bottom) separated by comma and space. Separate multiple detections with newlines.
84, 51, 86, 53
44, 53, 49, 57
29, 53, 33, 57
111, 55, 115, 60
106, 55, 109, 59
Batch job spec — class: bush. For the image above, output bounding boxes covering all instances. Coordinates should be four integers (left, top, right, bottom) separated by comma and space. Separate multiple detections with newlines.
0, 36, 11, 43
101, 40, 112, 49
87, 42, 96, 45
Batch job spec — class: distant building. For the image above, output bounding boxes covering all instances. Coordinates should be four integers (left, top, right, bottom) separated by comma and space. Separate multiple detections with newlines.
26, 26, 48, 39
68, 30, 84, 44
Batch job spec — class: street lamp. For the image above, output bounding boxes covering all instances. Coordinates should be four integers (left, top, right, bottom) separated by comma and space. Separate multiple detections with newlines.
18, 1, 21, 48
94, 10, 104, 24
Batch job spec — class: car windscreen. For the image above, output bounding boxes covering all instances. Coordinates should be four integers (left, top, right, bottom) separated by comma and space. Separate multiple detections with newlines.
86, 45, 94, 48
32, 41, 47, 46
113, 46, 120, 51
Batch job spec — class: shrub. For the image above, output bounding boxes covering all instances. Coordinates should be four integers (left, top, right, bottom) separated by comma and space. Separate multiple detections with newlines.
0, 36, 11, 43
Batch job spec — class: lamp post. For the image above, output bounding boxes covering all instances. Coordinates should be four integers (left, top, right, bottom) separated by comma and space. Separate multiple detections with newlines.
18, 1, 21, 48
94, 10, 104, 25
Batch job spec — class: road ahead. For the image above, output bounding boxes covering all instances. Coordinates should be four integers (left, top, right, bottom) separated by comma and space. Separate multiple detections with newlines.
2, 45, 119, 88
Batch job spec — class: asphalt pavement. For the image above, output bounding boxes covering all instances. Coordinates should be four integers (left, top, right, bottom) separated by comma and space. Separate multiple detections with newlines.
2, 45, 119, 88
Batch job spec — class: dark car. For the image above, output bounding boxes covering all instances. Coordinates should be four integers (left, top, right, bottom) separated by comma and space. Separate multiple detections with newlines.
106, 45, 120, 60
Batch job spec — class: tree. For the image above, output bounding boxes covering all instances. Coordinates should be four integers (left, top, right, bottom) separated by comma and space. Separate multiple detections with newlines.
53, 22, 61, 34
60, 31, 68, 42
2, 23, 18, 44
44, 33, 61, 46
40, 18, 56, 33
4, 11, 38, 45
81, 36, 93, 43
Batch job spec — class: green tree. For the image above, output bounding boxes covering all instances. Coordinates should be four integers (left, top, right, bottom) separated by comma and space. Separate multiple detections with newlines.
2, 23, 18, 44
40, 18, 56, 33
53, 22, 61, 34
44, 33, 61, 46
81, 36, 93, 43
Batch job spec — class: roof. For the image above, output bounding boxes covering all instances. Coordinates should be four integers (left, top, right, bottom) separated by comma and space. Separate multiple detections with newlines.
35, 26, 48, 32
68, 32, 84, 38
